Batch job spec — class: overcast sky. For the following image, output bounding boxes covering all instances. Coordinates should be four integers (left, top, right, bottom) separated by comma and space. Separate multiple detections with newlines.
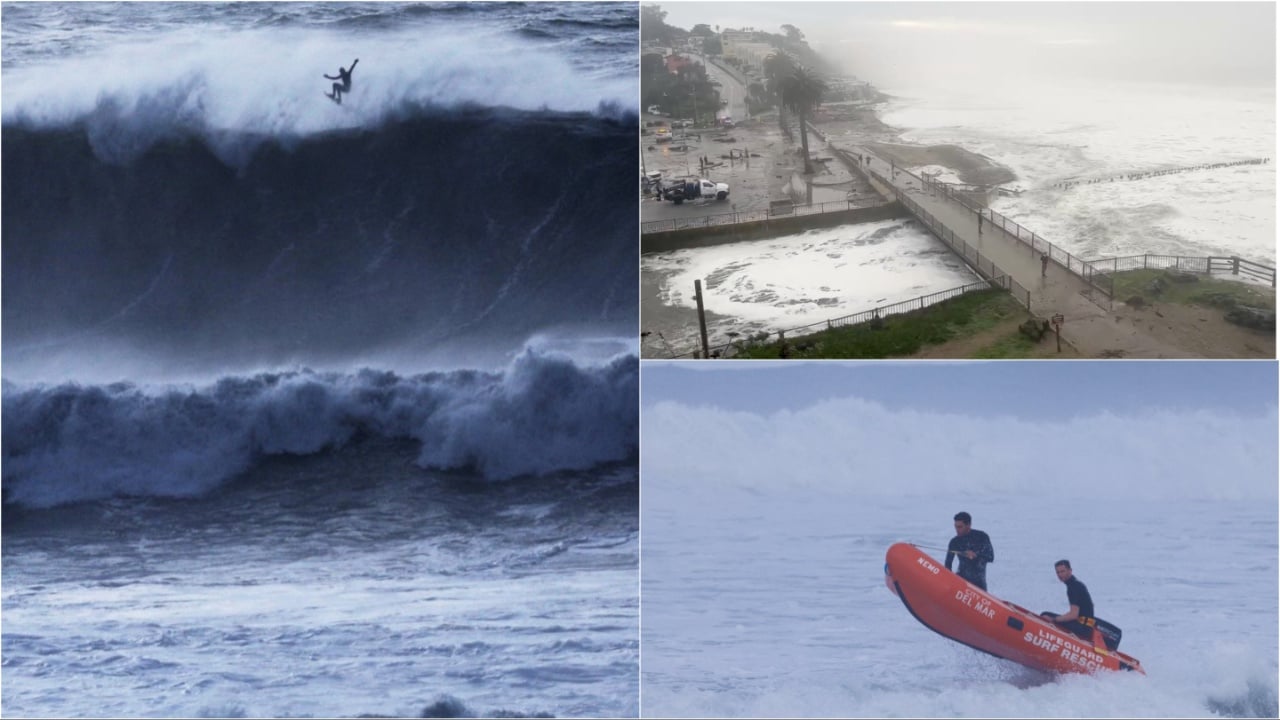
657, 2, 1276, 89
641, 361, 1278, 500
642, 361, 1278, 418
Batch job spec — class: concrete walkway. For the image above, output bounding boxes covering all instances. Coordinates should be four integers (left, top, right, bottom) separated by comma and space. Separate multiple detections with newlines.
842, 144, 1197, 358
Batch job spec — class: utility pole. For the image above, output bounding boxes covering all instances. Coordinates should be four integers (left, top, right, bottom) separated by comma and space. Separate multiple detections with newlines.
694, 279, 711, 359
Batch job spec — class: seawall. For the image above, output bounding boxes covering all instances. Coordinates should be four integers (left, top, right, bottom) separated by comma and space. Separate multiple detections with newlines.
641, 201, 908, 253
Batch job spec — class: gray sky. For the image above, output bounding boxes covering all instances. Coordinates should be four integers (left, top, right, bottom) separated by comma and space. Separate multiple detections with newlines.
641, 361, 1279, 419
657, 2, 1276, 88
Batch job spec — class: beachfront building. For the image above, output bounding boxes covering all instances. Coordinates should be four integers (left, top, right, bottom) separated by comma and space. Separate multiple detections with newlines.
720, 29, 755, 51
825, 78, 879, 103
720, 29, 779, 73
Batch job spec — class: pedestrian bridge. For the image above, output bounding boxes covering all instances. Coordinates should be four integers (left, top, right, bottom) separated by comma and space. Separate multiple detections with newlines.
831, 144, 1274, 358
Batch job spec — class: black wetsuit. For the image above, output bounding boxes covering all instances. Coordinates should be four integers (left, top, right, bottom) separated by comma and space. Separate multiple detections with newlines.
1066, 576, 1094, 618
944, 529, 994, 590
325, 59, 359, 103
1044, 573, 1095, 640
1052, 575, 1096, 641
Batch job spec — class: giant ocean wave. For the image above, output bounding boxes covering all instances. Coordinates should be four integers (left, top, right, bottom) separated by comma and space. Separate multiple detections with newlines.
2, 14, 638, 379
2, 346, 639, 509
2, 104, 638, 377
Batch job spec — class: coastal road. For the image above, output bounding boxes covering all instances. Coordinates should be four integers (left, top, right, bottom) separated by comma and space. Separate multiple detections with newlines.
639, 55, 767, 227
702, 58, 749, 124
850, 146, 1199, 358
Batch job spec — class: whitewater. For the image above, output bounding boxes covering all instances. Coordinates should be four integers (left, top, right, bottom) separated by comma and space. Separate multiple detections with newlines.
641, 219, 981, 356
641, 363, 1278, 718
644, 61, 1275, 358
2, 3, 639, 717
874, 78, 1276, 267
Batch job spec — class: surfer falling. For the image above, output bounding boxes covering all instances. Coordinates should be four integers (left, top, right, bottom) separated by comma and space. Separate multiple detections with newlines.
324, 58, 359, 104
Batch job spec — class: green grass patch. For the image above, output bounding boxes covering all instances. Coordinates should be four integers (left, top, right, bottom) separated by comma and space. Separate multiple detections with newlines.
971, 332, 1042, 359
733, 288, 1030, 359
1110, 269, 1275, 311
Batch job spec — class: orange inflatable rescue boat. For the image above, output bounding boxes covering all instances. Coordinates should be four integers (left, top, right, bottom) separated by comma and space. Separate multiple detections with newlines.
884, 542, 1144, 674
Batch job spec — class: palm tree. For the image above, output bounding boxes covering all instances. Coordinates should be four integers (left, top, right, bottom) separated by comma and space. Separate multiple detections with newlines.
780, 64, 827, 175
762, 52, 795, 131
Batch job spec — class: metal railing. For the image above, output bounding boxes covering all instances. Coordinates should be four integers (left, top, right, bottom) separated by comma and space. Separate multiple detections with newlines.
909, 171, 1111, 298
661, 277, 1012, 359
818, 278, 1004, 331
1211, 256, 1277, 287
866, 168, 1035, 311
859, 148, 1277, 298
1084, 254, 1277, 296
837, 145, 1110, 299
641, 198, 873, 235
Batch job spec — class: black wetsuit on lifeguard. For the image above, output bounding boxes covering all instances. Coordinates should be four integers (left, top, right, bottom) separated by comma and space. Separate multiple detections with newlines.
945, 529, 994, 590
1055, 575, 1095, 641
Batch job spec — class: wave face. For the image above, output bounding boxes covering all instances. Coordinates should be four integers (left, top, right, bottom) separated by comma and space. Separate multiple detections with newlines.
2, 109, 637, 374
3, 347, 639, 509
1, 2, 638, 379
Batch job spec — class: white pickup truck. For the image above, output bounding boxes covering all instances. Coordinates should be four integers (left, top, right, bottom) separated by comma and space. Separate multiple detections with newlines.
662, 178, 730, 204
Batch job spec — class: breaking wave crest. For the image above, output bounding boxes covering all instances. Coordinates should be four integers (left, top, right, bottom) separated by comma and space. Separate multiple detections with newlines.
2, 347, 639, 509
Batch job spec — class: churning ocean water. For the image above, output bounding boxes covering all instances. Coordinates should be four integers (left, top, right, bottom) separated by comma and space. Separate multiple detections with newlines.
877, 78, 1276, 266
641, 219, 982, 354
2, 3, 639, 717
640, 364, 1279, 718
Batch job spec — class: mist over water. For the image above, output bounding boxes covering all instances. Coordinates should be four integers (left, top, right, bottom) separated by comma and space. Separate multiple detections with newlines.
666, 2, 1275, 90
665, 2, 1276, 265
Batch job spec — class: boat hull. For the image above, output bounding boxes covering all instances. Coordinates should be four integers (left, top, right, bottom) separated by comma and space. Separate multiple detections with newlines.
884, 542, 1144, 674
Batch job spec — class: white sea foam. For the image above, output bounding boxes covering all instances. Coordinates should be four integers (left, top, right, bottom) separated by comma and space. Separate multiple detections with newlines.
643, 220, 982, 349
2, 344, 638, 508
878, 80, 1276, 265
2, 24, 635, 139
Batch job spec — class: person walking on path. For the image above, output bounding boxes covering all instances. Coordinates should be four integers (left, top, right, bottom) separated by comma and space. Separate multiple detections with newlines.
1041, 251, 1050, 277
